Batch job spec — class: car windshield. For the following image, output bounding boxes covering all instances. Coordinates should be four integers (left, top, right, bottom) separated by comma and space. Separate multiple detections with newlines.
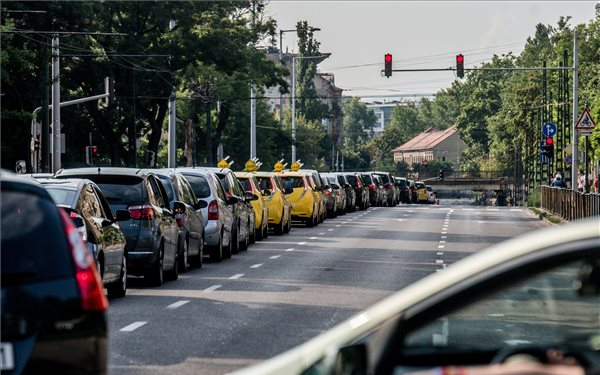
257, 177, 273, 190
403, 259, 600, 355
281, 176, 304, 189
362, 175, 373, 184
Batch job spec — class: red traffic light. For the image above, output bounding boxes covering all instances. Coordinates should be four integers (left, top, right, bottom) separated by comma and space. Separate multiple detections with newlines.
385, 53, 392, 63
92, 147, 98, 153
456, 54, 464, 63
545, 137, 553, 146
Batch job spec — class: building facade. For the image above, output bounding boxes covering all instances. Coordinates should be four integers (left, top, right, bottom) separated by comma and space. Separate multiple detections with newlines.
392, 126, 466, 170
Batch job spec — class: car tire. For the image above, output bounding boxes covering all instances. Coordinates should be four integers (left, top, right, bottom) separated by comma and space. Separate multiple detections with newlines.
275, 215, 285, 234
190, 237, 203, 268
210, 237, 223, 262
263, 222, 270, 238
107, 254, 127, 299
231, 224, 240, 255
249, 224, 256, 244
284, 216, 291, 234
256, 225, 264, 241
240, 225, 249, 251
178, 238, 189, 273
224, 226, 235, 258
166, 249, 179, 281
146, 246, 164, 287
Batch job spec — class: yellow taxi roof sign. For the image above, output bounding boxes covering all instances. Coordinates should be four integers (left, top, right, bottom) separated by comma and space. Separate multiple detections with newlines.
217, 159, 230, 169
244, 160, 258, 172
273, 161, 285, 172
290, 161, 301, 172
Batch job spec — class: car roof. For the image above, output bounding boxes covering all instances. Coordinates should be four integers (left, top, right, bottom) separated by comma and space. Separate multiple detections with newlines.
36, 177, 94, 190
1, 171, 52, 199
55, 167, 154, 178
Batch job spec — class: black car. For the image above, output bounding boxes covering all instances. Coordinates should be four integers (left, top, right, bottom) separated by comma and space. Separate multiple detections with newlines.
39, 178, 130, 298
1, 172, 108, 375
55, 168, 184, 286
345, 173, 369, 210
395, 176, 410, 204
156, 169, 206, 271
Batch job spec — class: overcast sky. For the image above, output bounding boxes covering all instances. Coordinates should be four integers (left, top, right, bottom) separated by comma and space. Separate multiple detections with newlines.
266, 1, 598, 101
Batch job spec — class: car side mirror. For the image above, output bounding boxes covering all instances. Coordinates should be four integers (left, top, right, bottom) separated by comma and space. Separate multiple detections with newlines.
196, 199, 208, 209
115, 209, 131, 222
345, 183, 351, 189
245, 191, 258, 201
262, 189, 271, 196
226, 196, 239, 205
332, 184, 340, 190
284, 187, 294, 194
172, 201, 186, 215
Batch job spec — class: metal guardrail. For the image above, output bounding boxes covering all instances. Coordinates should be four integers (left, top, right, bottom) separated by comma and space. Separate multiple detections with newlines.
541, 186, 600, 221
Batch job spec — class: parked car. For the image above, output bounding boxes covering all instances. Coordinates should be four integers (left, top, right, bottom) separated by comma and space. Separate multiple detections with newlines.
345, 172, 369, 210
335, 173, 356, 213
407, 179, 419, 203
395, 176, 411, 204
297, 169, 327, 223
415, 181, 429, 203
234, 172, 269, 241
55, 167, 182, 286
361, 172, 382, 207
1, 172, 108, 375
203, 167, 255, 253
372, 171, 398, 206
280, 172, 319, 227
156, 169, 206, 270
254, 171, 292, 235
39, 178, 130, 298
226, 218, 600, 375
179, 168, 236, 262
426, 184, 437, 204
320, 173, 346, 218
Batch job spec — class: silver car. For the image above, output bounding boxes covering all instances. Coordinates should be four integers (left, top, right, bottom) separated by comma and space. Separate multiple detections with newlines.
179, 169, 236, 262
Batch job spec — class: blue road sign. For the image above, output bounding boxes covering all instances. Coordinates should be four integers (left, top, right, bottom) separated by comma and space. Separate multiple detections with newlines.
542, 122, 557, 137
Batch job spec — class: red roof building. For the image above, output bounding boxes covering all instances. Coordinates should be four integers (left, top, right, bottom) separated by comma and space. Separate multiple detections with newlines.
392, 126, 466, 169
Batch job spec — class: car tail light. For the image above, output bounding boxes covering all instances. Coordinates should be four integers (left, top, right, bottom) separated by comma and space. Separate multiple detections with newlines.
208, 199, 219, 220
58, 209, 108, 312
175, 213, 183, 227
129, 204, 155, 220
368, 184, 377, 191
325, 190, 331, 196
385, 183, 392, 189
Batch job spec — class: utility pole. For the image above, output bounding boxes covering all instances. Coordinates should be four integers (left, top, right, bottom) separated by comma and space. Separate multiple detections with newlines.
168, 93, 176, 168
51, 35, 61, 172
250, 84, 257, 159
571, 31, 579, 188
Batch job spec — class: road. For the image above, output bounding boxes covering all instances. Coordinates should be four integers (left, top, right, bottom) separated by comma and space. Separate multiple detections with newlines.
107, 203, 549, 375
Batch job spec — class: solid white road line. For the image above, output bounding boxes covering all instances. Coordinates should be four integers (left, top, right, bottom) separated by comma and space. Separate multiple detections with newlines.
120, 322, 147, 332
166, 300, 190, 310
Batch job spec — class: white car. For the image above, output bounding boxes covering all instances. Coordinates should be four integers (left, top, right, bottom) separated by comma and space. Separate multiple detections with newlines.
227, 218, 600, 375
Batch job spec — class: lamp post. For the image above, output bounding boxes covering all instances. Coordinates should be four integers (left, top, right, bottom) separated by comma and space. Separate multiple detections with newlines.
291, 54, 326, 162
279, 27, 320, 128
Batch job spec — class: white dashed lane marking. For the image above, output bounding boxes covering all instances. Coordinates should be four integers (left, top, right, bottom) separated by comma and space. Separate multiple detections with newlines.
166, 300, 189, 310
250, 264, 263, 269
269, 255, 281, 260
204, 285, 222, 292
120, 322, 147, 332
229, 274, 244, 279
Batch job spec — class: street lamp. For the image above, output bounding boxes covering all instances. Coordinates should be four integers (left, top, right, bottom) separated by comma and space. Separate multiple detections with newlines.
278, 26, 320, 128
291, 54, 327, 162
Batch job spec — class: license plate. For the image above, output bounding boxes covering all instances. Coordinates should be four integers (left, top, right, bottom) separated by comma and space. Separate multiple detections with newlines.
0, 342, 15, 371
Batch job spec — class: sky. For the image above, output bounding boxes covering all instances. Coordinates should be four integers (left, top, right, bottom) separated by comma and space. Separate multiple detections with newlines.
266, 1, 599, 101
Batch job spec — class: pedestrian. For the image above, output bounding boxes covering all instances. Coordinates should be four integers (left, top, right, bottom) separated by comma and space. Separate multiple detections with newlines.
551, 174, 565, 188
577, 170, 585, 192
594, 174, 599, 193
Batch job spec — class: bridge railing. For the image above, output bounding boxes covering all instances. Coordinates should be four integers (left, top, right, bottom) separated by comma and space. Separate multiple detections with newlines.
541, 186, 600, 221
408, 171, 511, 182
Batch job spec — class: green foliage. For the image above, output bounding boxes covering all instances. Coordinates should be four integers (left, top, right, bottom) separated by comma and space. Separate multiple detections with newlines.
342, 98, 376, 146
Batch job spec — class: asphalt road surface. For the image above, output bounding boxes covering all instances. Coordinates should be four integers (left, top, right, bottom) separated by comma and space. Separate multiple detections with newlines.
107, 203, 549, 375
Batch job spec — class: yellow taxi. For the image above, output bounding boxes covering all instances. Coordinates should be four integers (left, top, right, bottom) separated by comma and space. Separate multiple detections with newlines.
234, 172, 269, 241
296, 169, 327, 223
253, 171, 292, 235
415, 181, 429, 203
279, 172, 319, 227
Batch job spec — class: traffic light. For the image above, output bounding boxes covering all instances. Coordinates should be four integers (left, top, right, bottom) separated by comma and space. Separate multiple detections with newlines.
438, 170, 444, 181
456, 54, 464, 78
543, 137, 554, 160
86, 146, 98, 166
384, 53, 392, 78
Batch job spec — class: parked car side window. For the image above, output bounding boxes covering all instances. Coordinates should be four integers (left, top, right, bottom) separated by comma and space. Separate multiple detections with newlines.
258, 177, 272, 190
213, 175, 228, 201
177, 176, 197, 206
183, 174, 211, 199
78, 185, 104, 243
146, 177, 166, 208
93, 186, 115, 221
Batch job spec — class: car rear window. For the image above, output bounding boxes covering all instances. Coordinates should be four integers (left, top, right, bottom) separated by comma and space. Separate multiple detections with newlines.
345, 175, 358, 187
416, 182, 426, 189
45, 187, 78, 206
183, 174, 211, 198
362, 175, 373, 184
375, 174, 390, 183
257, 177, 272, 190
76, 175, 145, 207
396, 179, 407, 187
1, 190, 73, 285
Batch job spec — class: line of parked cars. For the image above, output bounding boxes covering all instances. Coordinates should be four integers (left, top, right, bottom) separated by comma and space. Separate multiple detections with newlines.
1, 166, 437, 374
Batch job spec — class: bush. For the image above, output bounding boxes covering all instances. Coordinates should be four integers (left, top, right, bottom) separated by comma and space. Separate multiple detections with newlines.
527, 188, 540, 207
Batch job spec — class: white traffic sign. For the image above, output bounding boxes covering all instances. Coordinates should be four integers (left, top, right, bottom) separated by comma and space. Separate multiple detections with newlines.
542, 122, 557, 137
575, 107, 596, 130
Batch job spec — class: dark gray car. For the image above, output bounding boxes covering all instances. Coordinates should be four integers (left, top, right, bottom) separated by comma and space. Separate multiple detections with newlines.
55, 168, 183, 286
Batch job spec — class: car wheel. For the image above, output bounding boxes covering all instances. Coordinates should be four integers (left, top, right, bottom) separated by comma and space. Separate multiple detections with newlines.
249, 224, 256, 244
178, 239, 189, 273
224, 226, 235, 258
275, 216, 285, 234
166, 248, 179, 281
256, 225, 264, 241
284, 216, 291, 234
107, 254, 127, 299
210, 236, 223, 262
190, 237, 203, 268
240, 225, 249, 251
231, 224, 240, 255
263, 222, 269, 238
146, 246, 164, 287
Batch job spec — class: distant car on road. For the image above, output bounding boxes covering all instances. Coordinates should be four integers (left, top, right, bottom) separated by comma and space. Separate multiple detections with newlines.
1, 172, 108, 375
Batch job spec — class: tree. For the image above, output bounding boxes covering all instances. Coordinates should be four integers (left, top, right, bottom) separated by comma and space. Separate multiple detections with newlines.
342, 97, 376, 147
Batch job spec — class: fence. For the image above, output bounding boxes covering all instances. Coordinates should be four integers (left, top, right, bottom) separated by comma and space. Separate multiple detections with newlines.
541, 186, 600, 221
